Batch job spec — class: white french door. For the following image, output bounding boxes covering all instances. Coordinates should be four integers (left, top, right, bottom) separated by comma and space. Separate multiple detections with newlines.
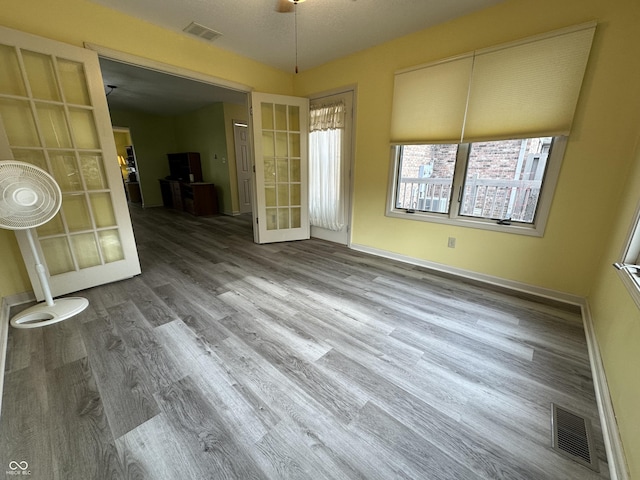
251, 92, 309, 244
0, 26, 141, 300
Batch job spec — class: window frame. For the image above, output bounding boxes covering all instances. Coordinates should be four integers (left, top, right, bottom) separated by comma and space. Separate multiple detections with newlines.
386, 136, 567, 237
615, 201, 640, 309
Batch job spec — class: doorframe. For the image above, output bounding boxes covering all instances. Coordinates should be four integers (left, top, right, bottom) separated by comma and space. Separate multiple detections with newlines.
112, 127, 142, 204
84, 42, 254, 217
308, 85, 357, 247
84, 43, 252, 96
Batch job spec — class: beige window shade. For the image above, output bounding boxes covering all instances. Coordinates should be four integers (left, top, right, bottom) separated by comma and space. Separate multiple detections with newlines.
464, 25, 595, 142
390, 55, 473, 144
390, 23, 596, 145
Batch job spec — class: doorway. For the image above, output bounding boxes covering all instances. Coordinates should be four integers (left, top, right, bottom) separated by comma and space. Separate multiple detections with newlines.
233, 121, 252, 214
92, 46, 251, 213
309, 90, 354, 246
112, 127, 142, 204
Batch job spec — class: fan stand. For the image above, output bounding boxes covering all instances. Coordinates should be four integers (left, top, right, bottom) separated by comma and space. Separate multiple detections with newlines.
10, 228, 89, 329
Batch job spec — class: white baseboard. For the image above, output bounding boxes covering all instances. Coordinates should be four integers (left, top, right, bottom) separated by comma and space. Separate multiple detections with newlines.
0, 291, 35, 418
581, 302, 630, 480
349, 242, 628, 479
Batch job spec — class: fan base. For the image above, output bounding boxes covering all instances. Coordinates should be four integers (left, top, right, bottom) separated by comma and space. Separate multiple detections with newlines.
10, 297, 89, 329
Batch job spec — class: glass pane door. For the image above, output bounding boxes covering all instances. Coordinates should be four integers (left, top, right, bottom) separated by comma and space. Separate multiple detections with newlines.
0, 26, 140, 300
251, 92, 309, 243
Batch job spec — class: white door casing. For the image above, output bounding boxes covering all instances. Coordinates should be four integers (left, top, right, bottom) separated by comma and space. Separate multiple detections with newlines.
251, 92, 309, 244
0, 26, 141, 300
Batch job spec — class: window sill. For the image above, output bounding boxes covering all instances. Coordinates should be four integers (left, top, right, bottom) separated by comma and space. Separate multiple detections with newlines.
615, 268, 640, 310
385, 208, 545, 237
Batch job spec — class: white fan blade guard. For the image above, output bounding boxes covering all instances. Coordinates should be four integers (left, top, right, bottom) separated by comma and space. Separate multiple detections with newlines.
0, 160, 89, 329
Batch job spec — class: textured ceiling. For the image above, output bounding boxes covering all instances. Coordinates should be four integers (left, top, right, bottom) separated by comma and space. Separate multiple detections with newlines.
101, 58, 247, 116
90, 0, 504, 73
95, 0, 505, 116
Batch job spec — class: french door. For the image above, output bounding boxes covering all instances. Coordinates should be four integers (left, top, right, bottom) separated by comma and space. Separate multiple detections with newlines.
251, 92, 309, 243
0, 26, 141, 300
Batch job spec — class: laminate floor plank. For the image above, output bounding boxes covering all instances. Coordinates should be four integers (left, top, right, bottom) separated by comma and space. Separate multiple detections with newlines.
284, 284, 397, 335
213, 337, 406, 480
153, 376, 268, 480
318, 350, 552, 480
46, 357, 124, 480
279, 305, 424, 370
349, 401, 487, 480
372, 273, 592, 364
153, 279, 234, 327
219, 314, 366, 424
358, 281, 538, 361
1, 206, 611, 479
107, 301, 187, 392
42, 316, 87, 372
254, 419, 349, 480
80, 316, 160, 438
156, 319, 279, 444
3, 323, 43, 374
218, 301, 332, 362
391, 323, 599, 415
0, 363, 53, 479
116, 276, 179, 328
115, 414, 202, 480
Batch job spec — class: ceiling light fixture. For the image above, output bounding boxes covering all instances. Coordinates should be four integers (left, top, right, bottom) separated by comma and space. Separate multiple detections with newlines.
293, 0, 306, 73
276, 0, 306, 73
294, 2, 300, 73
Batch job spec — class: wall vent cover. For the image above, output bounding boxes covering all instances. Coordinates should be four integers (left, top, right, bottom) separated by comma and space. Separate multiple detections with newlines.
551, 403, 599, 472
183, 22, 222, 42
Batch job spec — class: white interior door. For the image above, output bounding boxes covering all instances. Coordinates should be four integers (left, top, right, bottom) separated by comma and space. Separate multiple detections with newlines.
233, 121, 252, 214
309, 90, 354, 245
251, 92, 309, 244
0, 26, 141, 300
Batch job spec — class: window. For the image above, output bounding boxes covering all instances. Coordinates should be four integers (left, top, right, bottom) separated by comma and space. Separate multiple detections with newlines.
387, 23, 595, 236
389, 136, 566, 235
615, 199, 640, 309
395, 143, 457, 214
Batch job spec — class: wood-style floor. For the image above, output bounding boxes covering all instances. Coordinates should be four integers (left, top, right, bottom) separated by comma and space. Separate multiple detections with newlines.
1, 206, 610, 479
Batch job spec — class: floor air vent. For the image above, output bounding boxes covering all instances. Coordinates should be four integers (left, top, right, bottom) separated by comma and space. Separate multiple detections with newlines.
551, 403, 599, 472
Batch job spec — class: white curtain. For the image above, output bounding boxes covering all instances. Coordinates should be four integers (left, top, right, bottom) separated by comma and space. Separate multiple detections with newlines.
309, 101, 345, 231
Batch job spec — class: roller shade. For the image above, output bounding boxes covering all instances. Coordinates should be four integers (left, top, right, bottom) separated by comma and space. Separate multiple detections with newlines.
390, 55, 473, 144
390, 22, 596, 145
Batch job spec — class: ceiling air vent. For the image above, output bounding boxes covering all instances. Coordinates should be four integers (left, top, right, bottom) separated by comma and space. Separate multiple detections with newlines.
183, 22, 222, 42
551, 403, 599, 472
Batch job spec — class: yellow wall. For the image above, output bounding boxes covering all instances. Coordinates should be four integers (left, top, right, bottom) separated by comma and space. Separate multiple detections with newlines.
0, 233, 29, 298
294, 0, 640, 297
590, 137, 640, 477
292, 0, 640, 474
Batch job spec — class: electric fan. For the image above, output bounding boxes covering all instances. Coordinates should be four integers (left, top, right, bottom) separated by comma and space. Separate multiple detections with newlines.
0, 160, 89, 329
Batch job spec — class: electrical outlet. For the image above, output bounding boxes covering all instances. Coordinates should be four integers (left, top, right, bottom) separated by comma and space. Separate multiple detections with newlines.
447, 237, 456, 248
